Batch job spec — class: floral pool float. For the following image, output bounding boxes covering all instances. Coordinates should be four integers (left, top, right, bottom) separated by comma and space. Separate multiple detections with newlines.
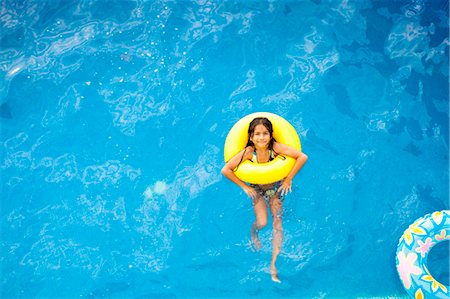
396, 210, 450, 299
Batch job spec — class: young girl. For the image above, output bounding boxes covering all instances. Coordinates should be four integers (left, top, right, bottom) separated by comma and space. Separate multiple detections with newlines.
221, 117, 308, 283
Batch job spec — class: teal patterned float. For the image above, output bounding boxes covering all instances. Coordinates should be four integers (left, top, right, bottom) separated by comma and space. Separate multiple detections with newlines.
396, 210, 450, 299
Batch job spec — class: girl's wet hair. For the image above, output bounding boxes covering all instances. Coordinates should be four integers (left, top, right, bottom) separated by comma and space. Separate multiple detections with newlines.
246, 117, 276, 149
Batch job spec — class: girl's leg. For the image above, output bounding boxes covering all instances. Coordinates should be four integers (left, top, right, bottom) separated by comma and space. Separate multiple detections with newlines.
251, 195, 268, 250
269, 196, 283, 283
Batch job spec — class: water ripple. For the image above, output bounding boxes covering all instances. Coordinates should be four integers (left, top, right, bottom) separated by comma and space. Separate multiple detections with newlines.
263, 26, 339, 103
78, 194, 127, 231
82, 160, 140, 186
45, 153, 78, 183
229, 70, 256, 99
20, 234, 101, 274
132, 144, 221, 271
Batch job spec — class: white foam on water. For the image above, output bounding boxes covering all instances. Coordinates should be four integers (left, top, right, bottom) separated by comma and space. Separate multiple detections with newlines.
143, 186, 153, 199
153, 180, 168, 195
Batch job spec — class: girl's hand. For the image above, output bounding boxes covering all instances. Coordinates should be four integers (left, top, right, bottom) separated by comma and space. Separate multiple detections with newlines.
242, 185, 258, 199
278, 178, 292, 196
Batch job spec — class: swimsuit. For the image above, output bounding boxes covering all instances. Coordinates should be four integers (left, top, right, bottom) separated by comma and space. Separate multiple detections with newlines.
249, 149, 283, 201
249, 181, 284, 202
251, 149, 275, 163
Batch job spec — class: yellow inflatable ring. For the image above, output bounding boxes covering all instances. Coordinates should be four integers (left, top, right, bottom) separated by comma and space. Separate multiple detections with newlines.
224, 112, 301, 185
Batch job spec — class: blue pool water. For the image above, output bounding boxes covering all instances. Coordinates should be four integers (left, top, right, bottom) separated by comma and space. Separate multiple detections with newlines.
1, 0, 449, 298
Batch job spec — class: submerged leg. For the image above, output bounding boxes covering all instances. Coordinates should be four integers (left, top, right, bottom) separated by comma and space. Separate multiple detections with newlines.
269, 196, 284, 283
251, 195, 267, 251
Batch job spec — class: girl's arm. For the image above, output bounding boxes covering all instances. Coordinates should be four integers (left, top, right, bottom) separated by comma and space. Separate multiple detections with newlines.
273, 142, 308, 196
221, 147, 258, 199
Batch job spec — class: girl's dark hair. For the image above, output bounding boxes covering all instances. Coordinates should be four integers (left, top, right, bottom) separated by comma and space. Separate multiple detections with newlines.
246, 117, 276, 149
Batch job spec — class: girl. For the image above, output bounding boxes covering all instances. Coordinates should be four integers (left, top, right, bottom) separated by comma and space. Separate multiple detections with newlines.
221, 117, 308, 283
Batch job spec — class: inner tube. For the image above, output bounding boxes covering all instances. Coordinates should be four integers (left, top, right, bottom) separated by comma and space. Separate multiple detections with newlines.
396, 210, 450, 299
223, 112, 301, 185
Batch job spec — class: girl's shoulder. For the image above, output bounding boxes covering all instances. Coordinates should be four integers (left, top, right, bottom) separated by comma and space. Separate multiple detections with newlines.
225, 146, 253, 168
230, 146, 254, 161
272, 141, 282, 151
245, 145, 255, 152
273, 141, 303, 158
243, 146, 255, 158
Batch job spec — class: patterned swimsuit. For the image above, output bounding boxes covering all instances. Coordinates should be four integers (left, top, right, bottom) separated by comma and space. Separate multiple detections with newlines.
249, 149, 284, 201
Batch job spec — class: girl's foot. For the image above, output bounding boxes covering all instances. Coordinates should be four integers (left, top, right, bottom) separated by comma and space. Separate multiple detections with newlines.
270, 265, 281, 283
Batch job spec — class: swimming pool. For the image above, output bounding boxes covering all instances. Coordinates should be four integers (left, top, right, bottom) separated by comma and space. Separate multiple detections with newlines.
1, 0, 448, 298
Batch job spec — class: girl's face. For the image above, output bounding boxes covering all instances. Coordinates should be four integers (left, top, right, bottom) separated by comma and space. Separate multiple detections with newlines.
251, 124, 271, 148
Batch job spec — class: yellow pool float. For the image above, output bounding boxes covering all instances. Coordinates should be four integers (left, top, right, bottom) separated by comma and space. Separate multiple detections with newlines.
224, 112, 301, 185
